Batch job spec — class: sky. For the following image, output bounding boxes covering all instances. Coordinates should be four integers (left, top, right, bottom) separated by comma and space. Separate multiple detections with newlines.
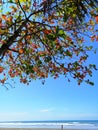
0, 45, 98, 121
0, 1, 98, 122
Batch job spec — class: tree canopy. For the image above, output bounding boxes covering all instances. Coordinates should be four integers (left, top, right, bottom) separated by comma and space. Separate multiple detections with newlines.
0, 0, 98, 86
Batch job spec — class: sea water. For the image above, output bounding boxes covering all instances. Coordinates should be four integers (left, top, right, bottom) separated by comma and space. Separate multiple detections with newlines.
0, 120, 98, 129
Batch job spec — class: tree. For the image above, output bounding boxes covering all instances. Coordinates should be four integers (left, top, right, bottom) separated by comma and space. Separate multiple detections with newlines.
0, 0, 98, 86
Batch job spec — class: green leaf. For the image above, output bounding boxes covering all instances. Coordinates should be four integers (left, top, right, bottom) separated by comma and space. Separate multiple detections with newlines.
46, 34, 56, 40
65, 50, 72, 57
44, 56, 52, 62
63, 13, 68, 22
86, 46, 93, 51
89, 64, 97, 70
85, 80, 94, 86
56, 26, 59, 34
74, 61, 79, 68
58, 30, 65, 35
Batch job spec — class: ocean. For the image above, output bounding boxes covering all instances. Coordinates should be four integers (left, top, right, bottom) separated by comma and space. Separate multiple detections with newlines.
0, 120, 98, 129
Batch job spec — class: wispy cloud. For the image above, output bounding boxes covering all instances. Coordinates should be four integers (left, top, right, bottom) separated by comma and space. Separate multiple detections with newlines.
40, 108, 54, 113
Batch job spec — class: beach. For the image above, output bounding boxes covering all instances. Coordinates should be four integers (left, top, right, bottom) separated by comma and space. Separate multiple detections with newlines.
0, 120, 98, 130
0, 128, 89, 130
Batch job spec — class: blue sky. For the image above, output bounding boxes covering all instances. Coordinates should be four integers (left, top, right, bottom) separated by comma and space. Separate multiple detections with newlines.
0, 45, 98, 121
0, 1, 98, 122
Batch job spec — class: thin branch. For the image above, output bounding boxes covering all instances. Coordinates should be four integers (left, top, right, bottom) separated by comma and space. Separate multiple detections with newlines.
8, 48, 19, 53
17, 0, 27, 18
0, 20, 27, 57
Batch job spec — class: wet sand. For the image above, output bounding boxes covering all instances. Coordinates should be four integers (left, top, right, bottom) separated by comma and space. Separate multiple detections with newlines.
0, 128, 86, 130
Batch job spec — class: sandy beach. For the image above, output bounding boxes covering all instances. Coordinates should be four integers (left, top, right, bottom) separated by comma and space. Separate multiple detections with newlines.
0, 128, 88, 130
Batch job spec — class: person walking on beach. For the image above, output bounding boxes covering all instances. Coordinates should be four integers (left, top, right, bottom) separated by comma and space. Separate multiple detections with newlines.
61, 125, 63, 130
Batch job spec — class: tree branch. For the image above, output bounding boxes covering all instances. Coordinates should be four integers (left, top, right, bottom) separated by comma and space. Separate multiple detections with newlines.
0, 20, 27, 58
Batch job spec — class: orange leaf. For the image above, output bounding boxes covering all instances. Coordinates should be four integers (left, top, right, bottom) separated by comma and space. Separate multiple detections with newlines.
50, 20, 55, 24
2, 15, 7, 20
95, 15, 98, 23
7, 16, 13, 22
0, 78, 6, 84
19, 49, 24, 54
0, 66, 4, 73
96, 35, 98, 41
91, 35, 95, 41
0, 18, 2, 23
43, 30, 51, 34
0, 0, 2, 4
10, 73, 15, 78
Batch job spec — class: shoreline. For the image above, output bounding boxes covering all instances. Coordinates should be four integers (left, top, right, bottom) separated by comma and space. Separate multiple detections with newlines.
0, 128, 86, 130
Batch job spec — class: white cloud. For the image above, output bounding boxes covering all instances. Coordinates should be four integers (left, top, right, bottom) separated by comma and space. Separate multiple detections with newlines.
40, 108, 54, 113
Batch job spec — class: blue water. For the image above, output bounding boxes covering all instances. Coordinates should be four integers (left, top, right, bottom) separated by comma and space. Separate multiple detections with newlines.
0, 120, 98, 129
